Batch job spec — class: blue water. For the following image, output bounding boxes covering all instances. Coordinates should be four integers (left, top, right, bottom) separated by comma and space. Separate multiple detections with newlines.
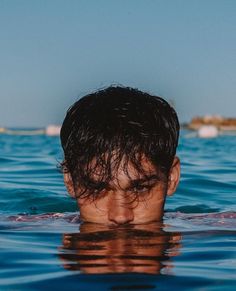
0, 131, 236, 290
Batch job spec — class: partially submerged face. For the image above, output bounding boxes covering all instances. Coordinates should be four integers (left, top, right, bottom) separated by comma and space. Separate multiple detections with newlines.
64, 156, 180, 225
61, 87, 180, 225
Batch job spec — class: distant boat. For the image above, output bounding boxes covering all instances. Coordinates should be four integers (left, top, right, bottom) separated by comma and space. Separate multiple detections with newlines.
45, 125, 61, 136
198, 125, 219, 138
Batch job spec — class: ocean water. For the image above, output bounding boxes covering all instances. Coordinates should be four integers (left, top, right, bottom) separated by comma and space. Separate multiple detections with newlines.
0, 130, 236, 290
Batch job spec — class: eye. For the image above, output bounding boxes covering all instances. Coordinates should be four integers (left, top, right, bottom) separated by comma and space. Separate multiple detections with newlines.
94, 184, 107, 193
132, 184, 152, 193
88, 181, 108, 194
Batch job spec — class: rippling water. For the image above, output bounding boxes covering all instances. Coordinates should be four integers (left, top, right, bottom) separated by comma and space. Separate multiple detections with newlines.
0, 131, 236, 290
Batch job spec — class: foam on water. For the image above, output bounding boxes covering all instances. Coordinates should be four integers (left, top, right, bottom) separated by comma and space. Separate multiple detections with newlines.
0, 130, 236, 290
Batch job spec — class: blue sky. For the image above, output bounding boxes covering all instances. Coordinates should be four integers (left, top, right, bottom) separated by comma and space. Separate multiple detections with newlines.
0, 0, 236, 127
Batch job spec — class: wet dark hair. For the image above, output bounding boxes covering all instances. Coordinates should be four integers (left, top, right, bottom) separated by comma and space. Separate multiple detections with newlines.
60, 86, 179, 199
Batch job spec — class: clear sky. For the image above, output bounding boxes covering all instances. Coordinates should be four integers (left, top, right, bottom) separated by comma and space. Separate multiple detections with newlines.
0, 0, 236, 127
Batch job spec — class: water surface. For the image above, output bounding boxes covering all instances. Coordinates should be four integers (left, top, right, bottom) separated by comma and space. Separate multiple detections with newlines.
0, 131, 236, 290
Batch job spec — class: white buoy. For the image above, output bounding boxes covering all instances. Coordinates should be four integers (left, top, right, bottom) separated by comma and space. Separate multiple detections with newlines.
45, 125, 61, 136
198, 125, 219, 138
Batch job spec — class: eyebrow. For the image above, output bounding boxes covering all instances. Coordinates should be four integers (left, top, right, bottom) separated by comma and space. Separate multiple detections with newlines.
129, 174, 160, 187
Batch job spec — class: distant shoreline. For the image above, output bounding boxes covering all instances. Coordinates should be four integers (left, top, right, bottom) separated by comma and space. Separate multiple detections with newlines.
184, 115, 236, 131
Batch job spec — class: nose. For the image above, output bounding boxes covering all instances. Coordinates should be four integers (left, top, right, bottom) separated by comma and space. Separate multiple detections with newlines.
108, 193, 134, 225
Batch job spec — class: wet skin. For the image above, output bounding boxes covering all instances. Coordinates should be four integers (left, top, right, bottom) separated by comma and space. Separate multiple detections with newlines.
64, 156, 180, 225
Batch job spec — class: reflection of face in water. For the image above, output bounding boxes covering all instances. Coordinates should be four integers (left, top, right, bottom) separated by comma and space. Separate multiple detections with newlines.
59, 223, 182, 274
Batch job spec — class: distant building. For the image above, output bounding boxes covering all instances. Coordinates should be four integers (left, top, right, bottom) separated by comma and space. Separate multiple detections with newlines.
188, 115, 236, 131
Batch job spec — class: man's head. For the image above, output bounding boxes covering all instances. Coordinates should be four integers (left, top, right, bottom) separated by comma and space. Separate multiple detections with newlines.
60, 86, 180, 225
